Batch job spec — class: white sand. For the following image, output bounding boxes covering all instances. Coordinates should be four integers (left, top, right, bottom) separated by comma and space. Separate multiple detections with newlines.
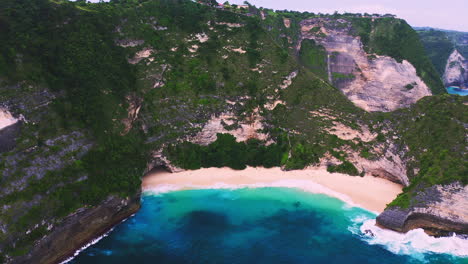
142, 167, 403, 213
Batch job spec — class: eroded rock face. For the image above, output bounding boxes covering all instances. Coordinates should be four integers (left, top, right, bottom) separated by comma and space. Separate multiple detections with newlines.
377, 183, 468, 236
0, 108, 20, 153
299, 18, 432, 112
12, 195, 140, 264
190, 109, 270, 146
0, 108, 18, 131
443, 49, 468, 88
314, 113, 411, 186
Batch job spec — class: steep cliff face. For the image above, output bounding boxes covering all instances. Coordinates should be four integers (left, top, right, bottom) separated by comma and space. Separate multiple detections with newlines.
443, 49, 468, 88
377, 183, 468, 236
12, 195, 140, 264
0, 0, 466, 262
417, 28, 468, 77
298, 18, 432, 112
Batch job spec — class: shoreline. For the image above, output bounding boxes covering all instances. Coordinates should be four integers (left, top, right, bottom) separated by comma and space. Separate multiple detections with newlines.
142, 167, 403, 213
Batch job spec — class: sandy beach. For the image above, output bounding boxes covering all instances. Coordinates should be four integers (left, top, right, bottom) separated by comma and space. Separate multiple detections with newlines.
142, 167, 402, 213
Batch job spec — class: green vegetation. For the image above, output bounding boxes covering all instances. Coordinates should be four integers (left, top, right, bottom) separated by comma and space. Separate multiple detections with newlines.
352, 18, 445, 94
299, 39, 328, 80
387, 95, 467, 208
416, 29, 454, 75
0, 0, 466, 260
327, 161, 360, 176
332, 72, 355, 80
404, 82, 417, 90
166, 134, 287, 170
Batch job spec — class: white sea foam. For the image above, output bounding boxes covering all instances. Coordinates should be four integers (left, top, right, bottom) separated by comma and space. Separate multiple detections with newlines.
142, 179, 366, 211
60, 215, 134, 264
356, 218, 468, 259
144, 179, 468, 259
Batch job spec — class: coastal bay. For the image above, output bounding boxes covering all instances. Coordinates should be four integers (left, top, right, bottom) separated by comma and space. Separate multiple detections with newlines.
142, 167, 403, 213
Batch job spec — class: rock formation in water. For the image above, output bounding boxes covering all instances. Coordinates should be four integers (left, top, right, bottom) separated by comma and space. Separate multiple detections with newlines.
443, 49, 468, 89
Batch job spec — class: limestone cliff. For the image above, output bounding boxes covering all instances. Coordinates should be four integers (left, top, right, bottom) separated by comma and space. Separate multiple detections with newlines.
0, 0, 466, 261
11, 195, 140, 264
443, 49, 468, 88
299, 18, 432, 112
377, 183, 468, 236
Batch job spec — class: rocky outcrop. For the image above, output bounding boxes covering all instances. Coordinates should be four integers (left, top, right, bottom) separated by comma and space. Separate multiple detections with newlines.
443, 49, 468, 88
0, 108, 21, 153
0, 108, 18, 131
190, 109, 270, 146
314, 112, 411, 186
377, 183, 468, 236
12, 195, 140, 264
299, 18, 432, 112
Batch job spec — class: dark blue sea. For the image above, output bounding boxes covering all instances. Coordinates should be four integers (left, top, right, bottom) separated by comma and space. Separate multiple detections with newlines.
68, 188, 468, 264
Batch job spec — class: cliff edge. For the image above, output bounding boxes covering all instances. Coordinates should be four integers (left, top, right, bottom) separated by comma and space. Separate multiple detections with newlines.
377, 183, 468, 236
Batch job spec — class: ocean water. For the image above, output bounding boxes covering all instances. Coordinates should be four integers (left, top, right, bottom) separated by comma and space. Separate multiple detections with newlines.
446, 86, 468, 96
68, 188, 468, 264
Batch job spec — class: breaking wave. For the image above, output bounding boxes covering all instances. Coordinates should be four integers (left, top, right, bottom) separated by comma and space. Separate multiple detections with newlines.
350, 216, 468, 260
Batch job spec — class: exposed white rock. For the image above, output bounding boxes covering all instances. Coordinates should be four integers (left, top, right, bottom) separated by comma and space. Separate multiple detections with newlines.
195, 33, 209, 43
154, 26, 168, 31
309, 109, 337, 121
122, 96, 142, 135
279, 71, 298, 89
231, 47, 246, 54
129, 48, 154, 64
412, 183, 468, 225
325, 121, 377, 142
319, 142, 410, 186
188, 45, 199, 53
348, 144, 410, 186
264, 100, 286, 110
0, 108, 18, 130
153, 81, 165, 89
378, 182, 468, 235
443, 49, 468, 88
345, 58, 432, 112
191, 110, 270, 145
215, 22, 244, 28
300, 18, 432, 112
116, 39, 144, 48
283, 18, 291, 28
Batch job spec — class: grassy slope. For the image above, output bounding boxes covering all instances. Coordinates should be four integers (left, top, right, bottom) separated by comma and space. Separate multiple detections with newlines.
416, 30, 454, 75
387, 95, 468, 208
0, 0, 466, 260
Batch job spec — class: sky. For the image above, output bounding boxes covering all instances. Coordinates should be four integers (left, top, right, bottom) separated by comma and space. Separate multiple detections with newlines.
227, 0, 468, 32
84, 0, 467, 32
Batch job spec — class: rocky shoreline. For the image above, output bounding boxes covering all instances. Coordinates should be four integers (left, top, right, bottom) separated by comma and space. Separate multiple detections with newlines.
11, 175, 468, 264
12, 195, 141, 264
377, 183, 468, 237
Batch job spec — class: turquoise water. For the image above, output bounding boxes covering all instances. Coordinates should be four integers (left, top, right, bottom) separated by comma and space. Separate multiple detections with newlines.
69, 188, 467, 264
446, 86, 468, 96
